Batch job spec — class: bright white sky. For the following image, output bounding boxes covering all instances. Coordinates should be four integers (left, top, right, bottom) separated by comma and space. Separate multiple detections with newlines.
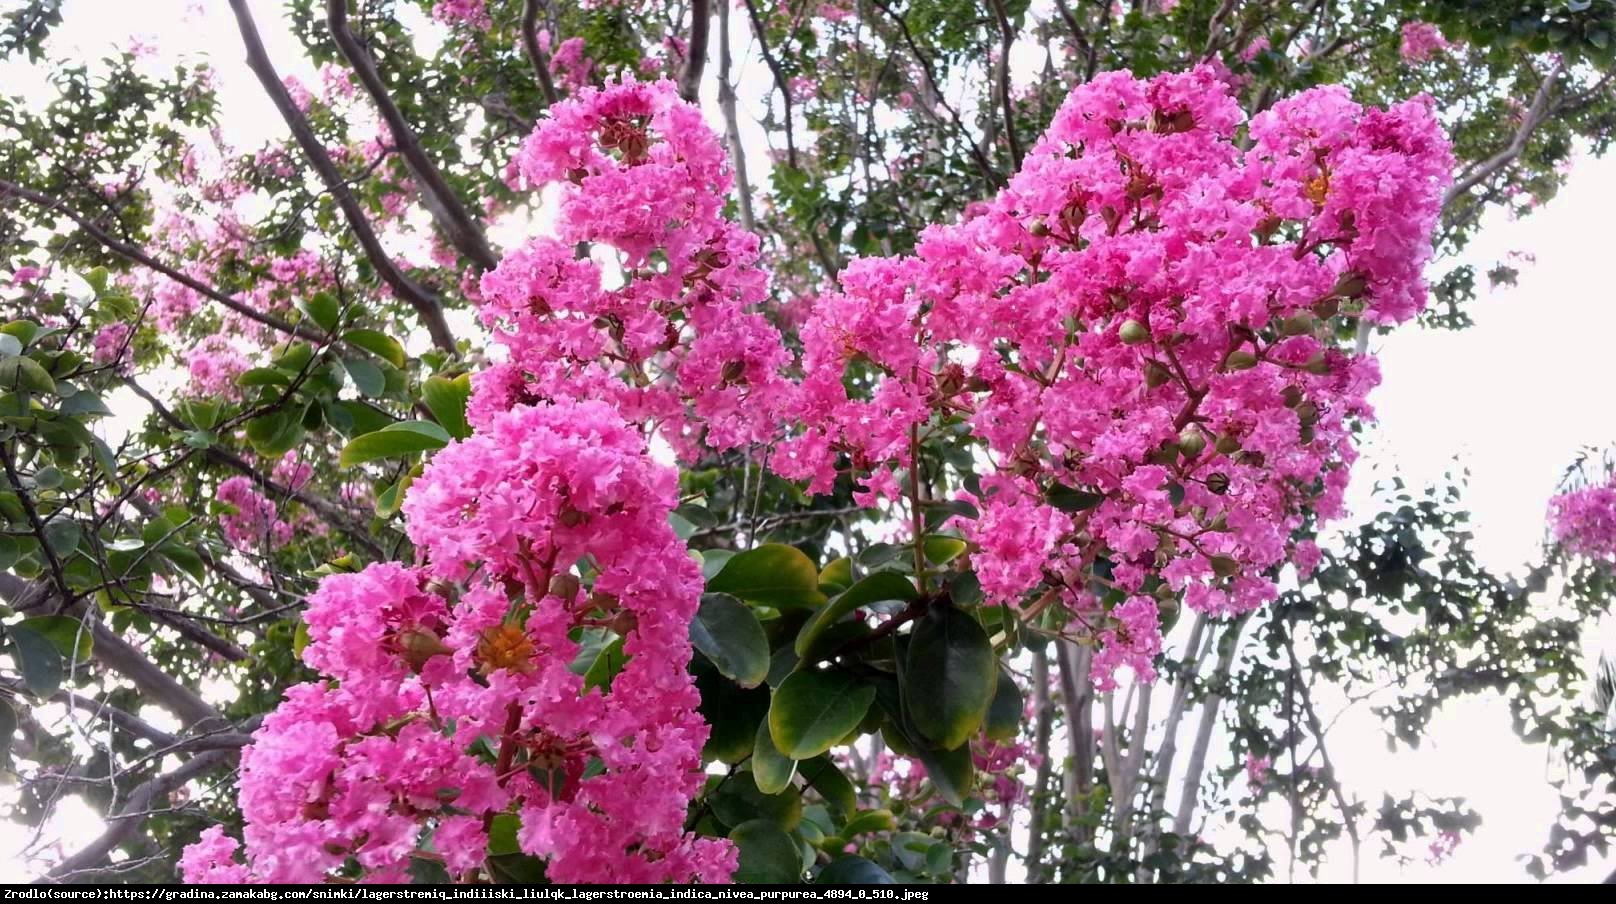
3, 0, 1614, 885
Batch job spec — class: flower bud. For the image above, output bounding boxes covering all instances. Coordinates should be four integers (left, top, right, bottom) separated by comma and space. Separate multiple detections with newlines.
1205, 472, 1230, 495
720, 359, 747, 385
395, 627, 453, 672
1282, 313, 1314, 336
1119, 319, 1150, 345
549, 573, 582, 602
1330, 271, 1368, 299
1209, 554, 1241, 578
1281, 385, 1305, 408
558, 507, 588, 528
1295, 401, 1319, 426
1144, 360, 1173, 388
1305, 353, 1331, 375
1177, 427, 1207, 458
1312, 298, 1340, 319
1214, 434, 1241, 455
1027, 218, 1051, 237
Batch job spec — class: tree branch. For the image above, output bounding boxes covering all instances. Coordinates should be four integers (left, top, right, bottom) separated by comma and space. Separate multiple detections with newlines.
987, 0, 1024, 170
678, 0, 712, 103
326, 0, 497, 272
520, 0, 560, 107
1443, 58, 1566, 210
226, 0, 456, 353
42, 748, 237, 882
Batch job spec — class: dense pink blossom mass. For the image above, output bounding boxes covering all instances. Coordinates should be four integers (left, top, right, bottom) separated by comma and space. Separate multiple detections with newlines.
775, 65, 1451, 689
1550, 479, 1616, 564
186, 68, 1450, 882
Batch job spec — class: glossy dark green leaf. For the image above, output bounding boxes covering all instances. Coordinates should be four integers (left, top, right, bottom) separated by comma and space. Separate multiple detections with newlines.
339, 421, 450, 468
10, 624, 65, 695
344, 328, 407, 368
342, 357, 385, 398
794, 571, 917, 658
691, 592, 769, 688
421, 373, 472, 440
984, 664, 1024, 741
752, 719, 797, 794
904, 603, 996, 750
708, 544, 827, 609
300, 291, 341, 332
729, 820, 801, 884
797, 755, 856, 822
769, 668, 874, 759
816, 856, 894, 884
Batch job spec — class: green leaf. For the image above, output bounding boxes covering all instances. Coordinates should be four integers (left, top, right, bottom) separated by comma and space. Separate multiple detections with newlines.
911, 735, 975, 807
300, 291, 341, 332
17, 615, 93, 661
708, 544, 827, 610
344, 328, 407, 368
729, 820, 802, 884
769, 668, 875, 760
236, 367, 292, 388
0, 356, 55, 395
691, 592, 770, 688
487, 812, 522, 857
840, 809, 896, 836
0, 334, 21, 358
816, 856, 894, 884
581, 635, 628, 692
752, 720, 797, 794
904, 603, 997, 750
1046, 483, 1104, 512
42, 518, 80, 557
695, 659, 770, 764
795, 571, 917, 658
342, 357, 385, 397
922, 536, 968, 565
9, 624, 64, 695
818, 557, 853, 593
245, 407, 305, 458
57, 391, 111, 417
421, 374, 472, 440
713, 776, 802, 830
339, 421, 451, 468
984, 665, 1023, 741
798, 756, 856, 822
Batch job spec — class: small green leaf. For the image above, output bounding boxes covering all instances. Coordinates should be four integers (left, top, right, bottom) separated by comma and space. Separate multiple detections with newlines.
1046, 483, 1104, 512
708, 544, 827, 609
798, 756, 856, 821
691, 592, 770, 688
729, 820, 802, 884
339, 421, 451, 468
237, 367, 292, 388
10, 624, 65, 695
300, 291, 341, 332
752, 719, 797, 794
0, 357, 55, 395
984, 665, 1023, 741
17, 615, 93, 660
342, 357, 385, 398
818, 557, 853, 593
795, 571, 917, 657
816, 856, 894, 884
840, 809, 896, 836
581, 635, 628, 692
421, 374, 472, 440
345, 328, 407, 368
904, 603, 997, 750
42, 518, 80, 557
922, 536, 968, 565
769, 668, 875, 759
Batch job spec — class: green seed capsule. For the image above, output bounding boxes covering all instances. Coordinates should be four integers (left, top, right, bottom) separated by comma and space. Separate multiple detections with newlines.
1178, 427, 1207, 457
1119, 319, 1150, 345
1223, 350, 1259, 371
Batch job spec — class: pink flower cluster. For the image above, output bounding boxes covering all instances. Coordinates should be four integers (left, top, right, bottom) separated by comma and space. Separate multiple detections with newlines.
216, 476, 291, 552
431, 0, 491, 31
1549, 479, 1616, 564
1400, 21, 1453, 63
478, 80, 791, 459
774, 66, 1450, 689
184, 401, 733, 883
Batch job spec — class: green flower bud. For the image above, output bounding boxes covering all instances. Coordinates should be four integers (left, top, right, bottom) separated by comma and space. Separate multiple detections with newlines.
1119, 319, 1150, 345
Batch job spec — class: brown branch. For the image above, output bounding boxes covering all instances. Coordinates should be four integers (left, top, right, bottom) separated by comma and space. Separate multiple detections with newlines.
0, 177, 319, 344
678, 0, 712, 103
716, 0, 756, 233
1444, 58, 1566, 210
869, 0, 1003, 186
987, 0, 1024, 170
741, 0, 799, 168
42, 747, 237, 882
226, 0, 456, 353
326, 0, 497, 272
520, 0, 560, 107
